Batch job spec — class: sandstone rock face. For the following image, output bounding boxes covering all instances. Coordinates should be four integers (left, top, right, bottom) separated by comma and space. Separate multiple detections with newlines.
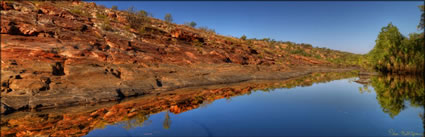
1, 1, 357, 115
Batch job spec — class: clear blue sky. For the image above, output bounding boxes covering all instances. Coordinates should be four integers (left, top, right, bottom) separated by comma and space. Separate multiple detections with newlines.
93, 1, 423, 54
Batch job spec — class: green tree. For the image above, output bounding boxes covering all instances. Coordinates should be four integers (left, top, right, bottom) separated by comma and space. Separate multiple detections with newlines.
184, 21, 197, 27
368, 23, 404, 73
164, 13, 173, 23
418, 5, 424, 30
240, 35, 247, 40
368, 22, 424, 74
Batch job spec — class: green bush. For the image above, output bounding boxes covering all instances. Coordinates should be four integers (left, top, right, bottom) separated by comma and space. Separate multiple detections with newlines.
164, 13, 173, 23
240, 35, 247, 40
101, 20, 113, 31
125, 6, 146, 30
184, 21, 197, 27
138, 10, 148, 17
96, 12, 107, 19
198, 26, 215, 34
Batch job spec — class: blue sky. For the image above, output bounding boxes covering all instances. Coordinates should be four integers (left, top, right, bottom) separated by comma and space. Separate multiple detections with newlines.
93, 1, 423, 54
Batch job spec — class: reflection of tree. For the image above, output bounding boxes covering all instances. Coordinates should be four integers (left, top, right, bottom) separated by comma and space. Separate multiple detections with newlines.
365, 74, 424, 135
264, 71, 357, 91
163, 111, 171, 130
123, 113, 150, 130
358, 85, 371, 94
370, 75, 424, 118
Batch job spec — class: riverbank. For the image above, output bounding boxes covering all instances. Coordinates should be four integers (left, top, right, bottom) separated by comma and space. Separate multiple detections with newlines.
1, 1, 361, 115
1, 64, 359, 115
1, 70, 359, 137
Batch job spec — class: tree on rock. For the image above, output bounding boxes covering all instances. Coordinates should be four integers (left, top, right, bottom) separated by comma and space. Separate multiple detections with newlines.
164, 13, 173, 23
184, 21, 197, 27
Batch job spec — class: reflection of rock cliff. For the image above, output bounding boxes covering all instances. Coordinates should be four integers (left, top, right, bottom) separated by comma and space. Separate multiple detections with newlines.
0, 72, 356, 137
1, 1, 361, 115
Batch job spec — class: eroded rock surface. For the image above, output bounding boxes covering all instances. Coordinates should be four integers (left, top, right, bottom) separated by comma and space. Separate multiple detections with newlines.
1, 1, 360, 115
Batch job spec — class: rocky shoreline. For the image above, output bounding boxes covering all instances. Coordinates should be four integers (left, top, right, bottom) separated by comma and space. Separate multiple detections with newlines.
1, 70, 358, 137
1, 1, 361, 116
1, 64, 359, 115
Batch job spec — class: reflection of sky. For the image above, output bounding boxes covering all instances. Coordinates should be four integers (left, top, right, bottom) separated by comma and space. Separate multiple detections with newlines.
86, 79, 424, 136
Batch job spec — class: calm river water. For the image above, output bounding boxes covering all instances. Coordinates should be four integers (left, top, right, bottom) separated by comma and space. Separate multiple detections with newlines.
85, 74, 424, 136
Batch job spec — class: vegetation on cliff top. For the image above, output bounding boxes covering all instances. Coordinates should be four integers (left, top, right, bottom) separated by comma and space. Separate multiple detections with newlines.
68, 1, 362, 67
4, 1, 421, 70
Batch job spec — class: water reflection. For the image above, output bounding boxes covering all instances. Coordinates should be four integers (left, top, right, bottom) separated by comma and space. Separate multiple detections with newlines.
163, 111, 171, 130
356, 74, 425, 136
5, 72, 425, 136
357, 74, 424, 117
122, 113, 150, 130
2, 71, 424, 136
0, 71, 357, 137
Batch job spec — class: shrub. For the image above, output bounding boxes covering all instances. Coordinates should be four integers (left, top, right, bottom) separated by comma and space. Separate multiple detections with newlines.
69, 6, 90, 17
300, 43, 313, 49
96, 12, 107, 19
111, 5, 118, 10
138, 10, 148, 17
184, 21, 197, 27
261, 38, 270, 42
240, 35, 247, 40
198, 26, 215, 34
164, 13, 173, 23
125, 6, 145, 29
101, 20, 113, 31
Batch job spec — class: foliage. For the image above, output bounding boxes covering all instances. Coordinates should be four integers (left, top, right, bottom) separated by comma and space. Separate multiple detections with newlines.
101, 19, 113, 31
96, 12, 108, 19
240, 35, 247, 40
290, 48, 310, 57
184, 21, 197, 27
368, 23, 424, 74
164, 13, 173, 23
125, 6, 147, 30
123, 113, 150, 129
111, 5, 118, 10
418, 5, 424, 30
95, 11, 113, 31
69, 5, 90, 17
368, 75, 424, 118
261, 38, 271, 42
299, 43, 313, 49
198, 26, 215, 34
138, 10, 153, 17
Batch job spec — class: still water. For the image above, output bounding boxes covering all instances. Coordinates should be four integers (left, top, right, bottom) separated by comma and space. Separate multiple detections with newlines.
85, 74, 424, 136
